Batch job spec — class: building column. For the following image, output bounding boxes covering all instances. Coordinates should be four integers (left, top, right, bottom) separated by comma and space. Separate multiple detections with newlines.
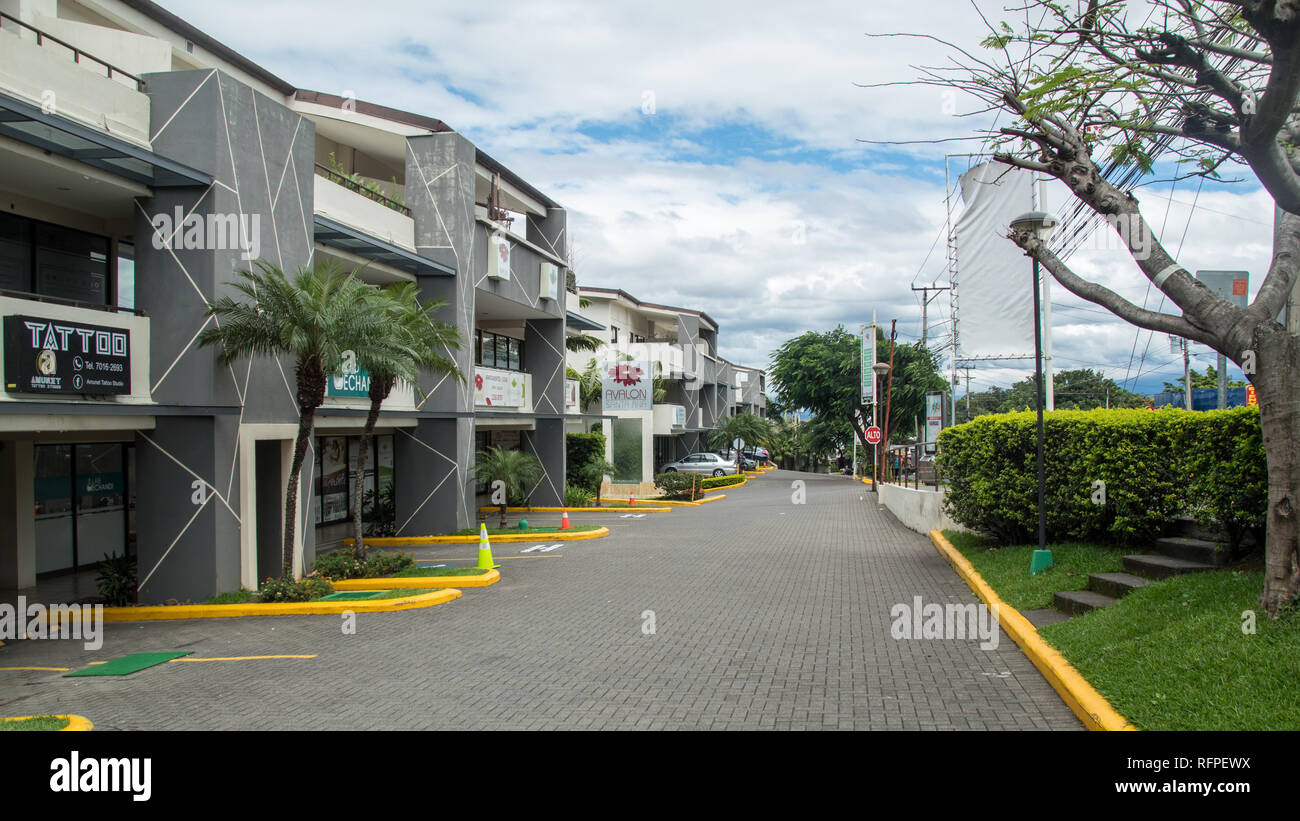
0, 440, 36, 590
395, 418, 466, 536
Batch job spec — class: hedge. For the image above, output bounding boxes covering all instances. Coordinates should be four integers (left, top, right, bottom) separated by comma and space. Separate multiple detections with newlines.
566, 432, 607, 492
937, 407, 1266, 548
701, 474, 745, 490
654, 472, 702, 500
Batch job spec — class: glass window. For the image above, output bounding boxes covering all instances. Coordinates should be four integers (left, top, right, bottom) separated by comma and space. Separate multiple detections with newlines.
117, 242, 135, 310
612, 418, 642, 483
508, 338, 521, 371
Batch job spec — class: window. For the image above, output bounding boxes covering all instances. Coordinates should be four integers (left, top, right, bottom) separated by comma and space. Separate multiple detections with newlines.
314, 434, 395, 527
611, 327, 619, 344
474, 329, 525, 371
0, 212, 111, 305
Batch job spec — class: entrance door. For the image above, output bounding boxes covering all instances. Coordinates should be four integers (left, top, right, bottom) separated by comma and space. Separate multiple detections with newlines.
33, 443, 127, 575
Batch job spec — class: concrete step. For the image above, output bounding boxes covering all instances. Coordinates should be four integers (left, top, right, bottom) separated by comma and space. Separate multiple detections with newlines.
1054, 589, 1118, 616
1154, 536, 1229, 566
1123, 553, 1217, 580
1171, 514, 1227, 543
1022, 608, 1072, 628
1089, 572, 1151, 599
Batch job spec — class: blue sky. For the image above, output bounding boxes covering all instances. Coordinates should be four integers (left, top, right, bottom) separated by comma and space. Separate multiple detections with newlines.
159, 0, 1274, 399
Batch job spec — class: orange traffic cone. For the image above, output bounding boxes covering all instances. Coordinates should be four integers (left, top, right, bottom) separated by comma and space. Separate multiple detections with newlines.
629, 492, 635, 507
560, 508, 573, 530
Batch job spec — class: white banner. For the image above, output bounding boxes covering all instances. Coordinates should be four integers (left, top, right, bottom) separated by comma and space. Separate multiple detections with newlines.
474, 366, 525, 408
953, 161, 1035, 359
601, 360, 653, 411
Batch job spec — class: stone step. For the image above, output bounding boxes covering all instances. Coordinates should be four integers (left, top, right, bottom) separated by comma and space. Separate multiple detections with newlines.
1171, 514, 1227, 543
1089, 571, 1151, 599
1154, 536, 1229, 566
1123, 553, 1217, 580
1054, 589, 1118, 616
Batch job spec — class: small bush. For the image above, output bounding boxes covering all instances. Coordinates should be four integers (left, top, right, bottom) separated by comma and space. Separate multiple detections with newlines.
701, 474, 745, 490
258, 575, 334, 603
96, 550, 136, 607
365, 551, 415, 577
565, 483, 595, 508
655, 472, 702, 500
567, 432, 612, 493
311, 551, 370, 581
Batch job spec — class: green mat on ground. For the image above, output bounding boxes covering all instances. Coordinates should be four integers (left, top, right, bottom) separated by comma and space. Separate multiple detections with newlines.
317, 591, 384, 601
64, 651, 191, 677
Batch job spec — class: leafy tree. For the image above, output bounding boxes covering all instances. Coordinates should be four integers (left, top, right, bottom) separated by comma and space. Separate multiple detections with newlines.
973, 369, 1149, 414
350, 282, 462, 558
873, 1, 1300, 613
474, 445, 543, 528
198, 260, 399, 578
707, 413, 772, 470
1162, 365, 1249, 392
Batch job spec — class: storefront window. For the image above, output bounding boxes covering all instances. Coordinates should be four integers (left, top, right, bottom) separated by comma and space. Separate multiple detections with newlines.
314, 434, 394, 528
612, 418, 642, 483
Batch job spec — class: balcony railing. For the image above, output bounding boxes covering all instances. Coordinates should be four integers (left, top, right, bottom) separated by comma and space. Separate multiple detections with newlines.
314, 162, 410, 217
0, 11, 144, 91
0, 288, 146, 317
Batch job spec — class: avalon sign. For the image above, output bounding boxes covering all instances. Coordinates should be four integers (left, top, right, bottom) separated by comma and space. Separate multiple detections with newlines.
4, 315, 130, 395
601, 360, 652, 411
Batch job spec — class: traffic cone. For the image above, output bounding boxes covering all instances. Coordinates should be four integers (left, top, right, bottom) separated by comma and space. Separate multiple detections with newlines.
560, 508, 573, 530
476, 522, 499, 569
629, 492, 635, 507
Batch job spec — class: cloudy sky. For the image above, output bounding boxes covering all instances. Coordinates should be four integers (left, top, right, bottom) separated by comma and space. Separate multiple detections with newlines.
157, 0, 1272, 397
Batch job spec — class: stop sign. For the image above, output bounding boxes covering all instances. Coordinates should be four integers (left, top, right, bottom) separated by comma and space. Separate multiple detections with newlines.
865, 426, 882, 445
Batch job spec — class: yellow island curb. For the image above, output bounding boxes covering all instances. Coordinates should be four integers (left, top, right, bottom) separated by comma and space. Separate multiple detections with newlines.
333, 569, 500, 591
346, 526, 609, 545
2, 715, 93, 731
94, 589, 461, 623
477, 505, 672, 513
928, 530, 1136, 731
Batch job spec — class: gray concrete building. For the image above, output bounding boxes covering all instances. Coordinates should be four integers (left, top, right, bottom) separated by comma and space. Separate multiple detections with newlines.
0, 0, 568, 603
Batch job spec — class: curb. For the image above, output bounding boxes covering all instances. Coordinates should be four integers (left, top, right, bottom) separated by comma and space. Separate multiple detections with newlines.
605, 497, 700, 507
92, 589, 461, 623
705, 477, 747, 490
1, 715, 93, 731
477, 505, 672, 513
928, 530, 1136, 731
333, 569, 500, 590
347, 526, 610, 545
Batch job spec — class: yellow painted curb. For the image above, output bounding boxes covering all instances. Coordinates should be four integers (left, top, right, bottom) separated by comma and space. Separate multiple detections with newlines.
1, 715, 93, 731
706, 477, 747, 489
347, 526, 610, 545
928, 531, 1136, 731
477, 505, 672, 513
95, 589, 461, 622
605, 497, 700, 507
334, 569, 501, 590
696, 493, 725, 503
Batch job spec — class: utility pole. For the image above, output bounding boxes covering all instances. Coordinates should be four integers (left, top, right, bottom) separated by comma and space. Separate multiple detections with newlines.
912, 284, 950, 348
1183, 337, 1192, 410
957, 366, 974, 421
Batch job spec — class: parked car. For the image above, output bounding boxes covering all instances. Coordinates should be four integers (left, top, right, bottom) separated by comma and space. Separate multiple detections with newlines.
661, 452, 738, 476
720, 451, 757, 471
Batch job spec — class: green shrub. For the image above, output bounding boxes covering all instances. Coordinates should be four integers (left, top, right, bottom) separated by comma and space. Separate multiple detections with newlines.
566, 432, 609, 492
312, 550, 370, 580
655, 472, 702, 500
701, 474, 745, 490
96, 550, 136, 606
365, 551, 415, 577
937, 407, 1266, 546
565, 483, 595, 508
258, 575, 334, 602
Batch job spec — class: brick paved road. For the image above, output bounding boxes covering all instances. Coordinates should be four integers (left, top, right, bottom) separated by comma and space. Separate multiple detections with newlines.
0, 470, 1080, 730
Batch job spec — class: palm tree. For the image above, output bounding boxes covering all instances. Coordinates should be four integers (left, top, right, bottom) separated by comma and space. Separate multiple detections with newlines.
708, 413, 772, 473
566, 333, 602, 353
198, 260, 401, 579
474, 445, 543, 528
350, 282, 462, 558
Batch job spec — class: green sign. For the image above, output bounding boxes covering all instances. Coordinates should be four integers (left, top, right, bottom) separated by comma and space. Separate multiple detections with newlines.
327, 369, 371, 398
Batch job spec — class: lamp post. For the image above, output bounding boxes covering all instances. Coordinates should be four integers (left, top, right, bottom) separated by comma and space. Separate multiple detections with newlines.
1010, 210, 1058, 574
871, 360, 891, 492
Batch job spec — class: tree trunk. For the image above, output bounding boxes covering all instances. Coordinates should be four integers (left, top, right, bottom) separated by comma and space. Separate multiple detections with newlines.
284, 358, 326, 579
351, 377, 393, 560
1255, 329, 1300, 616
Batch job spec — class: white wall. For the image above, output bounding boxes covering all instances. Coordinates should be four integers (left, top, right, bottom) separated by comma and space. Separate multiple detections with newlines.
877, 483, 973, 536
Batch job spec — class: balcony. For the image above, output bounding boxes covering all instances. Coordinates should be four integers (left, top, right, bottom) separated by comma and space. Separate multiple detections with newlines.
313, 173, 415, 252
653, 403, 686, 436
0, 292, 151, 405
0, 12, 163, 147
474, 366, 533, 413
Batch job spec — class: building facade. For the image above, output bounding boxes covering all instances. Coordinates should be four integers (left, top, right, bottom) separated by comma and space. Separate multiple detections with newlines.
0, 0, 567, 602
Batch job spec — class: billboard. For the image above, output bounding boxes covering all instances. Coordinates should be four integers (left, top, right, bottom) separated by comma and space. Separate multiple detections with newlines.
602, 360, 653, 411
4, 314, 130, 395
860, 324, 875, 404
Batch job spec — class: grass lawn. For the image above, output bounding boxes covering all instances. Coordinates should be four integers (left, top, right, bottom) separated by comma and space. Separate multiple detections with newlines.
369, 588, 433, 600
1, 716, 68, 731
452, 524, 602, 536
204, 589, 254, 605
1042, 568, 1300, 730
392, 566, 491, 577
941, 530, 1300, 730
943, 530, 1130, 610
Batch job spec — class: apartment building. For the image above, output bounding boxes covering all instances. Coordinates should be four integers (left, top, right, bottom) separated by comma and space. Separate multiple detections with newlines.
0, 0, 568, 603
725, 362, 768, 419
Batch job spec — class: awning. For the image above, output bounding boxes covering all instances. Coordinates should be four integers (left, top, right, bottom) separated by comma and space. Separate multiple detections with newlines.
0, 90, 211, 188
313, 214, 454, 277
566, 311, 604, 331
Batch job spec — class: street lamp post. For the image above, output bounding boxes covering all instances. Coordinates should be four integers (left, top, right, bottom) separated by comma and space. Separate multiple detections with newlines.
1010, 211, 1058, 575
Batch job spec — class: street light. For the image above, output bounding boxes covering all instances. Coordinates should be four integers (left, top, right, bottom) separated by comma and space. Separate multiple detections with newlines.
871, 360, 891, 493
1010, 211, 1058, 574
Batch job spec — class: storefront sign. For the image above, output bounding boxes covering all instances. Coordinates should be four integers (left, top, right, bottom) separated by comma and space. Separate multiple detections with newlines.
4, 315, 130, 395
565, 378, 579, 410
327, 350, 371, 397
673, 405, 685, 426
602, 359, 652, 411
474, 366, 525, 407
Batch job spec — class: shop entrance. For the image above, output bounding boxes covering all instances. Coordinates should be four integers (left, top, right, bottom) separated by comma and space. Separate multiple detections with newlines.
33, 443, 132, 576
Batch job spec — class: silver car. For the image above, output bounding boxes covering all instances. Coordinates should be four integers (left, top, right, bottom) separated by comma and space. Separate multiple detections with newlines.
661, 452, 738, 476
